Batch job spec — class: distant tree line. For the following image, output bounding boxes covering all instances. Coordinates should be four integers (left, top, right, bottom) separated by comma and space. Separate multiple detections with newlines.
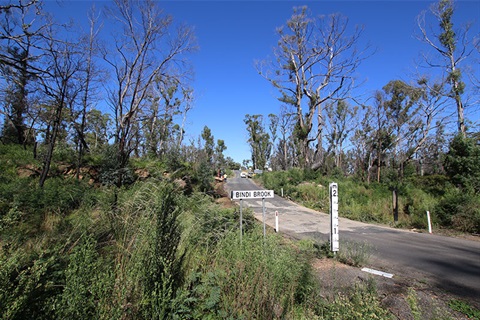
248, 1, 479, 186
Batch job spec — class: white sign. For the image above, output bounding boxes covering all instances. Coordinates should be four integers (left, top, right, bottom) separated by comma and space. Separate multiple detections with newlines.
231, 190, 274, 200
330, 183, 339, 252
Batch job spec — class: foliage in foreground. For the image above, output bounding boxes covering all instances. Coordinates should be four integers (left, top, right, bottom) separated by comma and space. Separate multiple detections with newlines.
0, 170, 393, 319
1, 143, 478, 318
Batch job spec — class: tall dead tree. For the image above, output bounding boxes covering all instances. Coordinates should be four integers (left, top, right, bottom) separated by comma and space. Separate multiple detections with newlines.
73, 6, 103, 179
38, 23, 84, 187
257, 6, 368, 169
103, 0, 196, 186
417, 0, 475, 137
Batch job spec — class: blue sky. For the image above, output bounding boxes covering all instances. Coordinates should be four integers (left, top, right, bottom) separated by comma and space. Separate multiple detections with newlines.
161, 0, 479, 163
31, 1, 480, 162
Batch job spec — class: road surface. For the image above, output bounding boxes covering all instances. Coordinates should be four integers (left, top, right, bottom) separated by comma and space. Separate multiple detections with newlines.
226, 172, 480, 305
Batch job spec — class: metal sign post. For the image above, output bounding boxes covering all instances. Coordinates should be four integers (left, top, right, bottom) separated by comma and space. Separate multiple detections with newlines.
240, 199, 243, 243
329, 183, 339, 253
262, 198, 266, 238
231, 190, 274, 241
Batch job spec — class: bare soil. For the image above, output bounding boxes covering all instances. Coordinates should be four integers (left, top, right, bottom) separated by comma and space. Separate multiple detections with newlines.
312, 257, 473, 320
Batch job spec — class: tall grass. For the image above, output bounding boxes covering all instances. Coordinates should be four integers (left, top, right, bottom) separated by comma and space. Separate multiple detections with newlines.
173, 227, 318, 319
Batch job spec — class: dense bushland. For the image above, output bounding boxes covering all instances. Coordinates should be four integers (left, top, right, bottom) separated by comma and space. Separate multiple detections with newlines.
1, 144, 395, 319
259, 159, 480, 234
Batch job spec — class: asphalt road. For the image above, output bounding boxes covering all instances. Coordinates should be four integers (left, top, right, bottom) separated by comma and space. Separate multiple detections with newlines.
226, 172, 480, 305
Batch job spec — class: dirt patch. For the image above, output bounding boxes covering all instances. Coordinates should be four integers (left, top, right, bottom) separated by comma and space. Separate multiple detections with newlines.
215, 197, 236, 208
17, 164, 40, 178
213, 181, 229, 197
312, 257, 471, 319
213, 182, 238, 208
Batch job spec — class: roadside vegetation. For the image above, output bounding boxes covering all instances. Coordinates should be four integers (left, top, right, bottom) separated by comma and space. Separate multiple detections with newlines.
258, 138, 480, 234
1, 143, 395, 319
1, 0, 479, 318
2, 143, 478, 319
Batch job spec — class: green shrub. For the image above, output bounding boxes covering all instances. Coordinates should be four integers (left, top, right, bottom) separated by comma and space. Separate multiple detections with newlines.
444, 134, 480, 194
293, 182, 327, 210
98, 144, 135, 186
0, 247, 65, 320
106, 180, 187, 319
0, 144, 38, 170
1, 178, 96, 245
449, 299, 480, 319
194, 160, 214, 193
406, 175, 451, 197
400, 185, 439, 229
435, 188, 480, 233
317, 281, 393, 319
57, 235, 115, 319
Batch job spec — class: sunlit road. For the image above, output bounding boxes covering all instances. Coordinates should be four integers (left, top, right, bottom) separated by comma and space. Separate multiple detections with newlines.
225, 172, 480, 306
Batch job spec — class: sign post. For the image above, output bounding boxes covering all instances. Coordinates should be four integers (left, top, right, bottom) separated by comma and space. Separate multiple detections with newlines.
329, 183, 339, 253
231, 190, 274, 240
240, 199, 243, 243
262, 198, 266, 238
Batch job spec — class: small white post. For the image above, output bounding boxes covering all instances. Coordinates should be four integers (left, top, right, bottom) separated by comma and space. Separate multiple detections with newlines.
281, 188, 284, 197
275, 211, 279, 232
426, 211, 432, 234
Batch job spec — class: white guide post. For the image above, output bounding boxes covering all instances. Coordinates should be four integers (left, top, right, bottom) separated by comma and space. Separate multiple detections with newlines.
426, 211, 432, 234
330, 183, 339, 253
275, 211, 279, 232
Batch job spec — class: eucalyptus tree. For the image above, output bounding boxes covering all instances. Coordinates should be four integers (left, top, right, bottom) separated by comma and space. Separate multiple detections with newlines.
361, 97, 393, 183
276, 105, 295, 170
0, 0, 47, 146
268, 113, 278, 152
72, 6, 104, 179
417, 0, 476, 137
244, 114, 270, 170
412, 76, 451, 174
37, 20, 85, 187
85, 108, 111, 152
381, 80, 424, 178
325, 99, 358, 171
257, 6, 368, 169
142, 76, 194, 158
351, 107, 376, 183
215, 139, 227, 170
103, 0, 196, 186
201, 125, 214, 164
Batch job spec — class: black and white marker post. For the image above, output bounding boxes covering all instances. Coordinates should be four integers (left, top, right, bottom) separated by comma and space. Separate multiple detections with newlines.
329, 183, 339, 254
